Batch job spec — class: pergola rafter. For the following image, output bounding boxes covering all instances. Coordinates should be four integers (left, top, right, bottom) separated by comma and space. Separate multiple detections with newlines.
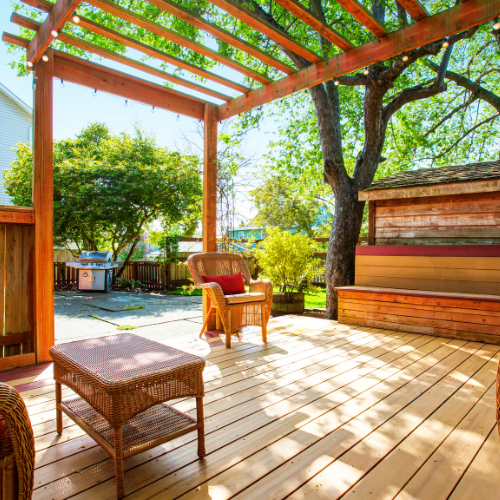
397, 0, 429, 21
270, 0, 354, 51
205, 0, 323, 63
18, 0, 251, 95
144, 0, 296, 74
26, 0, 82, 64
2, 0, 500, 359
11, 13, 234, 101
86, 0, 273, 84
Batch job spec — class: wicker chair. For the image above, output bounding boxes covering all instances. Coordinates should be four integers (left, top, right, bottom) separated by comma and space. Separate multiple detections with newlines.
0, 383, 35, 500
187, 252, 273, 348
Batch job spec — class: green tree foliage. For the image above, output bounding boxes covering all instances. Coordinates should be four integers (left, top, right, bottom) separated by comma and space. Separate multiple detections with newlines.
5, 123, 202, 270
255, 227, 323, 293
251, 175, 332, 237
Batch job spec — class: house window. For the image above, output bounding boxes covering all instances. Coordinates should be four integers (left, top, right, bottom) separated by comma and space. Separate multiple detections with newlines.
239, 231, 245, 239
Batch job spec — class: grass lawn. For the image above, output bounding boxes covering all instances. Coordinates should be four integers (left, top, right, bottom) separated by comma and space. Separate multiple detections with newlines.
304, 288, 326, 309
166, 286, 326, 309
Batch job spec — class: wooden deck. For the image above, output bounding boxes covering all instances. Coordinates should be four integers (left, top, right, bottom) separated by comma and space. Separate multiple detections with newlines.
3, 314, 500, 500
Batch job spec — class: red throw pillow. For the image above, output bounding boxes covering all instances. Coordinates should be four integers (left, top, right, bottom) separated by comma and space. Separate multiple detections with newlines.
202, 273, 245, 295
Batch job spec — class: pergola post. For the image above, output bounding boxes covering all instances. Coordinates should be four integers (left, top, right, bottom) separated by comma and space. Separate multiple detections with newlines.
202, 103, 218, 331
33, 48, 55, 363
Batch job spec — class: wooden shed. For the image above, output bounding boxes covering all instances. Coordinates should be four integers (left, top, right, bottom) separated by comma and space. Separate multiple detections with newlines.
336, 160, 500, 345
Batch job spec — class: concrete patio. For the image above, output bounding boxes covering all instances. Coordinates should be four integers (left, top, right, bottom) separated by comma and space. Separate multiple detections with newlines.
55, 291, 203, 345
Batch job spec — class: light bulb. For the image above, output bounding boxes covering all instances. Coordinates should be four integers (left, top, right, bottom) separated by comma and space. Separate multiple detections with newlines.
402, 54, 409, 61
124, 100, 128, 107
93, 89, 97, 97
42, 53, 49, 62
60, 79, 64, 88
72, 13, 80, 23
151, 106, 155, 113
26, 61, 33, 68
51, 29, 58, 38
494, 21, 500, 30
176, 114, 180, 122
363, 68, 369, 75
334, 80, 339, 85
442, 40, 449, 48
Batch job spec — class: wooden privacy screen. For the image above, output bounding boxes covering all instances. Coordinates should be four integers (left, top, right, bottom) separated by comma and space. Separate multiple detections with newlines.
355, 245, 500, 295
0, 223, 36, 369
369, 191, 500, 245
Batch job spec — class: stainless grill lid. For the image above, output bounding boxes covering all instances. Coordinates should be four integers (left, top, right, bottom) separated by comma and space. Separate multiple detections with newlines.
78, 251, 113, 262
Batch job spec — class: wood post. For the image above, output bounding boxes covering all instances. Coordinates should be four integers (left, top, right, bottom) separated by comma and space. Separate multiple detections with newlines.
203, 104, 218, 331
368, 200, 375, 245
33, 49, 55, 363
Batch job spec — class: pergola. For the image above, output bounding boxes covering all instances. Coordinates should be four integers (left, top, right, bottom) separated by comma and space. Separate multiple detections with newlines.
1, 0, 499, 367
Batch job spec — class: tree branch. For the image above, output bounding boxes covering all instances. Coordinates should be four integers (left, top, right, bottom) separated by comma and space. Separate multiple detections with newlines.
431, 112, 500, 160
425, 60, 500, 113
423, 94, 478, 138
382, 44, 454, 122
380, 26, 479, 82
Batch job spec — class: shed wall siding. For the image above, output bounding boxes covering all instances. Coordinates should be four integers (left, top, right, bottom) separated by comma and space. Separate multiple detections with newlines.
0, 90, 32, 206
373, 191, 500, 245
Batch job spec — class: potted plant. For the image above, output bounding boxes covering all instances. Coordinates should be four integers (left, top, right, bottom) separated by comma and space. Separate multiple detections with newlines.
255, 227, 324, 315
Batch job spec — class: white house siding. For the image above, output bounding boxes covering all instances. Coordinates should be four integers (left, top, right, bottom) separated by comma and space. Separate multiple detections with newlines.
0, 86, 32, 206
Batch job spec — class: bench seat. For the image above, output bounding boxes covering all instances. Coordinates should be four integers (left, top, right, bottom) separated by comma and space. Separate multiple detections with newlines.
335, 285, 500, 345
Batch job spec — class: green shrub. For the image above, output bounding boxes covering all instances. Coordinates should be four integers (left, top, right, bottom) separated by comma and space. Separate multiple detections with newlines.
255, 227, 324, 293
115, 277, 143, 289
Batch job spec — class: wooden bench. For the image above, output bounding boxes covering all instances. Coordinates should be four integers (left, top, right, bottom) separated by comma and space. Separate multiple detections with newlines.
335, 245, 500, 345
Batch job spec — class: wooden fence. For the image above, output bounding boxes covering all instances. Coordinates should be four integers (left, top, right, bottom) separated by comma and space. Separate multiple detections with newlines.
0, 206, 36, 369
54, 256, 258, 291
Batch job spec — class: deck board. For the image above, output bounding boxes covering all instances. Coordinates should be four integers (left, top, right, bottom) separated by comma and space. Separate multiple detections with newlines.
3, 315, 500, 500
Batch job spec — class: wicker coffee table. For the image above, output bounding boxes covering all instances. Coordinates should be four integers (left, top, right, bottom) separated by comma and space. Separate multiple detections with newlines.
49, 333, 206, 499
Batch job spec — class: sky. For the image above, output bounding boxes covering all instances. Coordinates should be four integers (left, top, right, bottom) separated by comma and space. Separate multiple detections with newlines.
0, 0, 284, 225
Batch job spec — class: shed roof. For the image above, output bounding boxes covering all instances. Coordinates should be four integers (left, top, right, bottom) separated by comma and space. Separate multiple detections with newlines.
365, 160, 500, 192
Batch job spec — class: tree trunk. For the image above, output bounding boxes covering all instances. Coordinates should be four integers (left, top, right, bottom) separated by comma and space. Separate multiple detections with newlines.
325, 186, 365, 320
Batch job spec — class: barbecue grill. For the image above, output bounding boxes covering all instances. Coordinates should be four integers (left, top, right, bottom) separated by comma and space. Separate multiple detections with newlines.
66, 251, 119, 292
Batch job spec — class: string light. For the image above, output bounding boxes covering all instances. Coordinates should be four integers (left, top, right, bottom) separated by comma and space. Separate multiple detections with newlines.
51, 29, 59, 38
27, 61, 33, 68
93, 89, 97, 97
334, 80, 340, 86
363, 68, 369, 75
60, 79, 64, 88
42, 53, 49, 62
494, 21, 500, 30
124, 99, 128, 107
402, 54, 409, 62
72, 12, 80, 23
177, 114, 180, 122
151, 106, 155, 113
442, 39, 449, 48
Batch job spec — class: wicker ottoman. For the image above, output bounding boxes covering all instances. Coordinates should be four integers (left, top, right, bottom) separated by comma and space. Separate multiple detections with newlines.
49, 333, 206, 499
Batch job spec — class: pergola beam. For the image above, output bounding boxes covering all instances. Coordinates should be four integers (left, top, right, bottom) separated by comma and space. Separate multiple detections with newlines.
86, 0, 272, 85
397, 0, 429, 21
12, 13, 232, 102
146, 0, 295, 75
53, 52, 207, 119
206, 0, 323, 63
272, 0, 354, 51
26, 0, 81, 64
219, 0, 500, 120
20, 0, 249, 94
334, 0, 387, 36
